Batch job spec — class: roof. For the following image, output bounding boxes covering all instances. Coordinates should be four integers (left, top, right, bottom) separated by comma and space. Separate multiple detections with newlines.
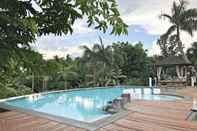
155, 55, 192, 66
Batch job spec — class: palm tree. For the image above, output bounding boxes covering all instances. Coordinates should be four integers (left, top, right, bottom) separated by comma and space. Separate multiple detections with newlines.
106, 68, 126, 86
187, 42, 197, 75
81, 37, 111, 64
80, 37, 112, 86
160, 0, 197, 54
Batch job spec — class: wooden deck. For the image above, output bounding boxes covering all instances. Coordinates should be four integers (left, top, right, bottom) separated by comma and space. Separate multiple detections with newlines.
1, 88, 197, 131
98, 100, 197, 131
0, 110, 87, 131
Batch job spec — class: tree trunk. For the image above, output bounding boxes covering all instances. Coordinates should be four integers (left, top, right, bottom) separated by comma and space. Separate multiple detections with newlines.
93, 67, 96, 86
177, 26, 184, 54
32, 73, 34, 92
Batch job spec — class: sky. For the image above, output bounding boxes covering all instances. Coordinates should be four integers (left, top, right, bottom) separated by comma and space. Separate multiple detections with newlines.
32, 0, 197, 59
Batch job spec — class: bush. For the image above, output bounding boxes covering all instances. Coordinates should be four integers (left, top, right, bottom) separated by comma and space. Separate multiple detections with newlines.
0, 87, 18, 99
0, 85, 32, 99
47, 81, 65, 90
125, 78, 145, 86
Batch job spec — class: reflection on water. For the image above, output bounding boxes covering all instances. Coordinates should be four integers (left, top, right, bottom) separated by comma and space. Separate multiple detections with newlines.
6, 87, 181, 122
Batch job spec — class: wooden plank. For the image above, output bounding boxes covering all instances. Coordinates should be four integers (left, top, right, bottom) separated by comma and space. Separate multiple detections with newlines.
0, 111, 19, 119
126, 112, 197, 131
51, 124, 68, 131
128, 101, 192, 112
3, 113, 28, 121
114, 118, 180, 131
36, 121, 59, 131
127, 106, 188, 120
102, 123, 138, 131
1, 88, 197, 131
11, 117, 49, 130
0, 115, 36, 130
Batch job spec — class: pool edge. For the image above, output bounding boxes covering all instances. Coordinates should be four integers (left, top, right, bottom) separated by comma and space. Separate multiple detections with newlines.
0, 102, 128, 131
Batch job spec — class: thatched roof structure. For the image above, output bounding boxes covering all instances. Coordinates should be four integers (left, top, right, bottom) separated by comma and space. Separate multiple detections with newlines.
155, 55, 191, 66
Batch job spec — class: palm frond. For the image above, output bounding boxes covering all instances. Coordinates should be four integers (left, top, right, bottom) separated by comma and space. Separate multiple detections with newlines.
183, 25, 193, 36
80, 45, 94, 58
181, 9, 197, 19
163, 25, 177, 39
178, 0, 188, 13
159, 13, 172, 21
172, 1, 178, 17
98, 36, 105, 50
80, 45, 90, 51
93, 44, 102, 53
80, 45, 92, 54
181, 20, 197, 36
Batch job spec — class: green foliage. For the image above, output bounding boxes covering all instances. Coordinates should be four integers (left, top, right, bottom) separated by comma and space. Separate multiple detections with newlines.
48, 82, 65, 90
157, 34, 179, 57
0, 72, 32, 99
0, 0, 127, 61
0, 0, 128, 98
80, 40, 151, 86
112, 41, 150, 82
0, 40, 153, 98
187, 42, 197, 73
125, 78, 145, 86
159, 0, 197, 54
0, 0, 127, 49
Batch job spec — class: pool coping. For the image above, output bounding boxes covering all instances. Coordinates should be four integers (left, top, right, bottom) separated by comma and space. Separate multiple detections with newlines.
0, 102, 128, 131
0, 85, 148, 102
158, 93, 192, 101
0, 86, 191, 130
0, 86, 136, 130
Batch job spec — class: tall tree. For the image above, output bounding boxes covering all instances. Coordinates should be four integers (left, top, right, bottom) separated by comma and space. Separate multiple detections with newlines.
0, 0, 127, 50
80, 37, 112, 86
157, 34, 179, 57
112, 42, 149, 84
0, 0, 128, 95
187, 42, 197, 74
159, 0, 197, 54
0, 0, 128, 75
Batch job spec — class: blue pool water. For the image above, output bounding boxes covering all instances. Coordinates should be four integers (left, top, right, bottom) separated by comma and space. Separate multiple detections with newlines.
4, 87, 182, 122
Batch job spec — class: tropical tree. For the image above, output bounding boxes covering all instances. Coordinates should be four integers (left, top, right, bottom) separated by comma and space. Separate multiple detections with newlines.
106, 68, 126, 86
157, 34, 179, 57
187, 42, 197, 75
0, 0, 128, 94
0, 40, 154, 98
159, 0, 197, 54
112, 42, 150, 85
80, 37, 112, 86
0, 0, 128, 59
0, 49, 37, 98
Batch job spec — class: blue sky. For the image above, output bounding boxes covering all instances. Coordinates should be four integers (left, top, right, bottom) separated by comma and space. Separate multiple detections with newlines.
32, 0, 197, 59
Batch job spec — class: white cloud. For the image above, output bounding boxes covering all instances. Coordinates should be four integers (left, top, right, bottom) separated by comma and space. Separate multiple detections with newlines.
33, 33, 110, 59
119, 0, 197, 35
72, 19, 95, 34
147, 41, 161, 56
134, 29, 141, 33
147, 32, 197, 56
35, 42, 93, 59
119, 0, 173, 35
37, 47, 79, 60
181, 32, 197, 51
32, 17, 97, 59
32, 0, 197, 58
118, 0, 197, 54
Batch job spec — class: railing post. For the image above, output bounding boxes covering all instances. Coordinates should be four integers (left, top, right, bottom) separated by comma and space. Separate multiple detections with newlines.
149, 77, 152, 87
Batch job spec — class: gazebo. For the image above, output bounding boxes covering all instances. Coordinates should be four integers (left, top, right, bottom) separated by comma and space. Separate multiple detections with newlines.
155, 55, 192, 88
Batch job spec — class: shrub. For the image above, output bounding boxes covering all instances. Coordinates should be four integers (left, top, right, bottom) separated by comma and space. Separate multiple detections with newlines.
47, 81, 65, 90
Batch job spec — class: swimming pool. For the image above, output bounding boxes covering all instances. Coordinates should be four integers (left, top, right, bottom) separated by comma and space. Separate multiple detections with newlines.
1, 87, 182, 123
